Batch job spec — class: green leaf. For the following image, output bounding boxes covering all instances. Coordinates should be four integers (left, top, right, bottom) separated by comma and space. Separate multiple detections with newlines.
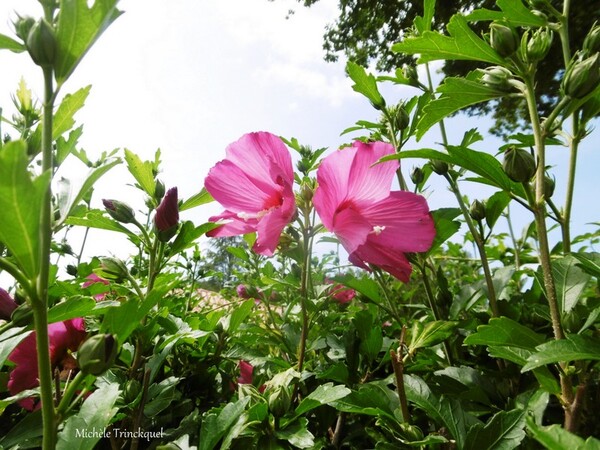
329, 380, 399, 420
65, 209, 139, 243
346, 61, 385, 108
0, 327, 29, 368
403, 374, 476, 449
467, 0, 547, 27
53, 86, 91, 140
56, 126, 84, 166
416, 72, 507, 139
199, 398, 250, 450
485, 191, 511, 229
413, 0, 435, 34
57, 382, 120, 450
124, 149, 156, 197
552, 256, 591, 314
0, 409, 43, 448
275, 417, 315, 449
522, 334, 600, 372
48, 297, 97, 323
392, 15, 504, 65
428, 208, 462, 254
0, 33, 25, 52
526, 415, 597, 449
0, 389, 40, 415
464, 409, 526, 450
464, 317, 545, 349
56, 159, 121, 229
408, 320, 458, 355
571, 252, 600, 279
169, 221, 218, 256
144, 376, 181, 417
226, 299, 255, 333
180, 188, 214, 211
333, 274, 381, 302
295, 383, 351, 416
0, 141, 50, 278
55, 0, 122, 84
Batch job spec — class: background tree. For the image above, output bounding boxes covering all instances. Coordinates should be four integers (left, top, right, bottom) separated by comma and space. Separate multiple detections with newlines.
276, 0, 600, 136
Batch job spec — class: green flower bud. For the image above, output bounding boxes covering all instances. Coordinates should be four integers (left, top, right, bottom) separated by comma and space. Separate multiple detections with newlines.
583, 22, 600, 55
402, 64, 420, 86
469, 200, 487, 222
123, 379, 141, 404
26, 19, 56, 68
78, 334, 118, 376
543, 175, 555, 198
154, 179, 166, 203
96, 257, 129, 282
490, 22, 519, 58
410, 167, 424, 185
562, 53, 600, 99
66, 264, 78, 277
430, 159, 449, 175
521, 28, 553, 63
102, 199, 136, 224
13, 15, 36, 42
480, 66, 515, 92
10, 303, 33, 327
394, 105, 410, 131
268, 386, 292, 418
503, 146, 536, 183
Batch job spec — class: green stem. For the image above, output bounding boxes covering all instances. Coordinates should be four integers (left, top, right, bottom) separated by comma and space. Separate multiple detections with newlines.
0, 258, 35, 299
34, 64, 57, 450
444, 174, 499, 317
504, 205, 521, 271
297, 209, 314, 373
56, 370, 87, 418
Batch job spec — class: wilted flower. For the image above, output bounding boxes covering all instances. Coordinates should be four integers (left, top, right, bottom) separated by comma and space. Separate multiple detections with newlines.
154, 187, 179, 242
313, 141, 436, 282
81, 273, 109, 301
205, 132, 296, 256
8, 318, 86, 410
0, 288, 18, 321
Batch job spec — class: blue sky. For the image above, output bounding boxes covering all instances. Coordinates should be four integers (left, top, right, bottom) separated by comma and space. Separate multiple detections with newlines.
1, 0, 597, 260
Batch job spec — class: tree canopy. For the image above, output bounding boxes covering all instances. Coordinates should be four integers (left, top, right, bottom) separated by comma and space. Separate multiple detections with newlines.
280, 0, 600, 136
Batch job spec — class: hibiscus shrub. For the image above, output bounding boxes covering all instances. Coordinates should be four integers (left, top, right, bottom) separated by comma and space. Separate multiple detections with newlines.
1, 1, 600, 449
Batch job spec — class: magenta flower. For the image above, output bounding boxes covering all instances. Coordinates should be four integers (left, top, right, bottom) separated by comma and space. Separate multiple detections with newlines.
313, 141, 435, 282
81, 273, 109, 301
8, 318, 87, 410
325, 278, 356, 304
0, 288, 18, 321
205, 132, 296, 256
155, 187, 179, 241
238, 360, 254, 385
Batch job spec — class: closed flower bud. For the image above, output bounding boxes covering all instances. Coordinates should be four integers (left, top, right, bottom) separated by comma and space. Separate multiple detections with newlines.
97, 257, 129, 282
10, 303, 33, 327
26, 19, 56, 67
543, 175, 555, 198
583, 22, 600, 56
562, 53, 600, 98
430, 159, 449, 175
66, 264, 78, 277
0, 288, 18, 321
410, 167, 424, 185
154, 187, 179, 242
503, 146, 536, 183
480, 66, 515, 92
300, 183, 313, 202
522, 28, 553, 62
268, 386, 292, 418
154, 179, 166, 203
78, 334, 118, 376
490, 22, 519, 58
394, 105, 410, 131
102, 199, 136, 224
403, 64, 419, 86
13, 15, 35, 42
469, 200, 486, 222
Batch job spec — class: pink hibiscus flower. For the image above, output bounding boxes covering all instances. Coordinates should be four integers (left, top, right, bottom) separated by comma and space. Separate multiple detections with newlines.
325, 279, 356, 304
313, 141, 435, 282
8, 318, 87, 410
0, 288, 18, 320
205, 132, 296, 256
82, 273, 110, 301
